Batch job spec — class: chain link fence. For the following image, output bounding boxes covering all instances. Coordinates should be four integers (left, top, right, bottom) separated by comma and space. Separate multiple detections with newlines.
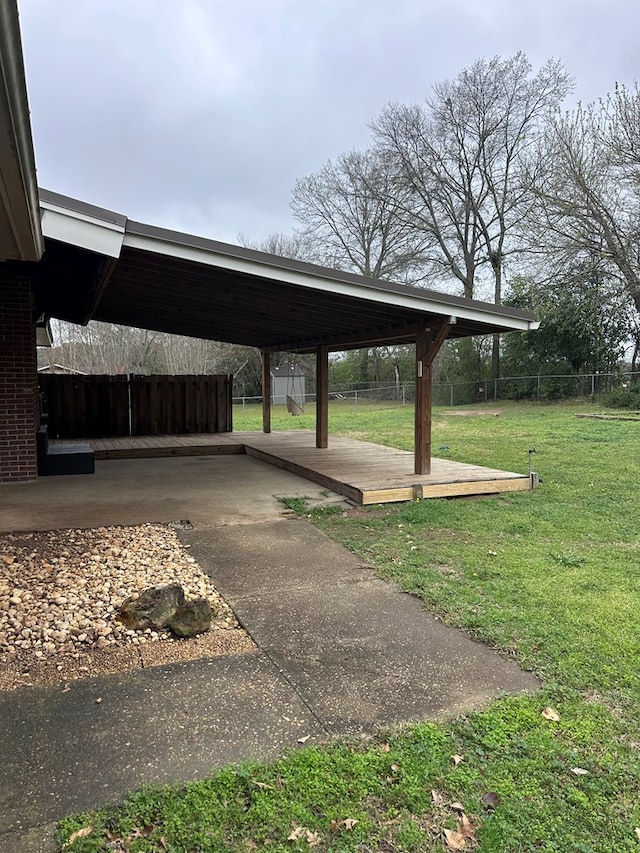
233, 372, 640, 410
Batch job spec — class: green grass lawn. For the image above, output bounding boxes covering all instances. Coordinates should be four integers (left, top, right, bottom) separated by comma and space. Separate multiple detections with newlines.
58, 401, 640, 852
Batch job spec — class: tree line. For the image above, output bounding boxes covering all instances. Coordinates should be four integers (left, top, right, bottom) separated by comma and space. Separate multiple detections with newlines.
46, 53, 640, 395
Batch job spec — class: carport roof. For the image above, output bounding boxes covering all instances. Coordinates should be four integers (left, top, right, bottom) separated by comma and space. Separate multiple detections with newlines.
31, 189, 538, 354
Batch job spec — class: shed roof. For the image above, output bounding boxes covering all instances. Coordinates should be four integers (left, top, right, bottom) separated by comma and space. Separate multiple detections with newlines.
29, 189, 538, 355
271, 365, 306, 377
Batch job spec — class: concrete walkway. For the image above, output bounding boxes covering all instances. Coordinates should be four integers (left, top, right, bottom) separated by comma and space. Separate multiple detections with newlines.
184, 520, 537, 732
0, 458, 538, 851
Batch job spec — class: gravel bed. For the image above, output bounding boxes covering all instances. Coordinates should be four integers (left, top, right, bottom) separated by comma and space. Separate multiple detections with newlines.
0, 523, 254, 689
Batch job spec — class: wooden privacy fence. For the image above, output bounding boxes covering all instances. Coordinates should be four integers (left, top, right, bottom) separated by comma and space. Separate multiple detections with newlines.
39, 374, 233, 439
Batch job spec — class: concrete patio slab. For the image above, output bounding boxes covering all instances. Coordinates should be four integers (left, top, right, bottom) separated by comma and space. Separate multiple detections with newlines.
0, 455, 340, 533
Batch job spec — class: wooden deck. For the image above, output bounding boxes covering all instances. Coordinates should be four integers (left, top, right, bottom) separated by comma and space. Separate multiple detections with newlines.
87, 431, 532, 505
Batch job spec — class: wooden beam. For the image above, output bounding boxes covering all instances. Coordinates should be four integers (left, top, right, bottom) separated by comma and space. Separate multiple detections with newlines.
425, 316, 456, 364
316, 345, 329, 448
414, 318, 455, 475
261, 350, 271, 434
414, 321, 431, 475
263, 324, 419, 354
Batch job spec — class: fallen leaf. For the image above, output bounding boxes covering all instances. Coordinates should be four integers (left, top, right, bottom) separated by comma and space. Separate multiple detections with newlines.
451, 754, 465, 766
65, 826, 93, 847
297, 735, 311, 744
635, 827, 640, 841
160, 839, 168, 851
431, 789, 444, 805
443, 827, 467, 850
381, 742, 391, 753
390, 763, 399, 772
287, 825, 306, 841
305, 829, 321, 847
459, 813, 475, 839
541, 707, 560, 722
252, 781, 275, 790
131, 825, 154, 838
330, 817, 359, 831
570, 767, 589, 775
480, 791, 500, 809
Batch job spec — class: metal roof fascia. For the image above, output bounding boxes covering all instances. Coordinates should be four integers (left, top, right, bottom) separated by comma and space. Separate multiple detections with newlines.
39, 188, 127, 228
122, 229, 538, 333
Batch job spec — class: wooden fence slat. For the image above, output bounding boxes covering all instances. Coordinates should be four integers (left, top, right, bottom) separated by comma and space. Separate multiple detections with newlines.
39, 374, 231, 438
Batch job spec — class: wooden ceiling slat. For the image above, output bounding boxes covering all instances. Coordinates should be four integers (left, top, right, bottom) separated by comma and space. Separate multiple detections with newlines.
108, 259, 413, 325
36, 238, 529, 352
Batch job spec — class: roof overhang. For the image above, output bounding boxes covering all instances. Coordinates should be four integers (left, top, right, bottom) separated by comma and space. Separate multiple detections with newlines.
31, 189, 538, 353
35, 313, 52, 346
0, 0, 43, 262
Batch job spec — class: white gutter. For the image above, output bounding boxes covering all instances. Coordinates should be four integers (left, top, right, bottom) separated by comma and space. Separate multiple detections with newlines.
0, 0, 43, 261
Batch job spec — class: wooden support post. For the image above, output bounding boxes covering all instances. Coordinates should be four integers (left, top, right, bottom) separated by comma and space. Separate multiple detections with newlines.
414, 317, 456, 475
414, 321, 431, 475
261, 350, 271, 434
316, 345, 329, 448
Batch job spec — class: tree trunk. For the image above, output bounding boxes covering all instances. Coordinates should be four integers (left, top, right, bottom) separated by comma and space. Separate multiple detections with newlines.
491, 262, 502, 383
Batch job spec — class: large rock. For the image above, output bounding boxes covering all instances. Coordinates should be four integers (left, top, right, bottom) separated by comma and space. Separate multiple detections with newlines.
118, 583, 185, 630
167, 599, 213, 637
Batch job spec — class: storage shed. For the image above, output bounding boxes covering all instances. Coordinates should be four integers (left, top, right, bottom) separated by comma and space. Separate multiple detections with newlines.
271, 365, 305, 407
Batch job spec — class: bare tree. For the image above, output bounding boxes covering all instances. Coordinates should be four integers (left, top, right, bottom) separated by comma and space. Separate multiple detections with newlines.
604, 83, 640, 176
291, 148, 431, 384
291, 148, 429, 282
156, 334, 225, 374
372, 53, 571, 378
238, 231, 314, 262
50, 321, 163, 374
532, 89, 640, 317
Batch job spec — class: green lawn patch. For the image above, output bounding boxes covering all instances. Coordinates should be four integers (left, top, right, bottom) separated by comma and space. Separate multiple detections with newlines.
57, 401, 640, 852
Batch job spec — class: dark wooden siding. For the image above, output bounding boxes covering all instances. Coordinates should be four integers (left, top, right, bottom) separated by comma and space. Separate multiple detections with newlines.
39, 374, 232, 439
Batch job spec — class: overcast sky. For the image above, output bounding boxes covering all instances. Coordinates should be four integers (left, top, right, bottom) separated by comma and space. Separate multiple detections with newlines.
19, 0, 640, 245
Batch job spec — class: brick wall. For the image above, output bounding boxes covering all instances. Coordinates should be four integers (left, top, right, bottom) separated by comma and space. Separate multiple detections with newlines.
0, 275, 39, 482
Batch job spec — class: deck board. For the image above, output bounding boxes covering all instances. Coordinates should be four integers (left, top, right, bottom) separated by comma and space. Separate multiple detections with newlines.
84, 431, 532, 504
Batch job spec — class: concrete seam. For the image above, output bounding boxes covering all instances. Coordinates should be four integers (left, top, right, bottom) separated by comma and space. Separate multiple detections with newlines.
230, 610, 330, 737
